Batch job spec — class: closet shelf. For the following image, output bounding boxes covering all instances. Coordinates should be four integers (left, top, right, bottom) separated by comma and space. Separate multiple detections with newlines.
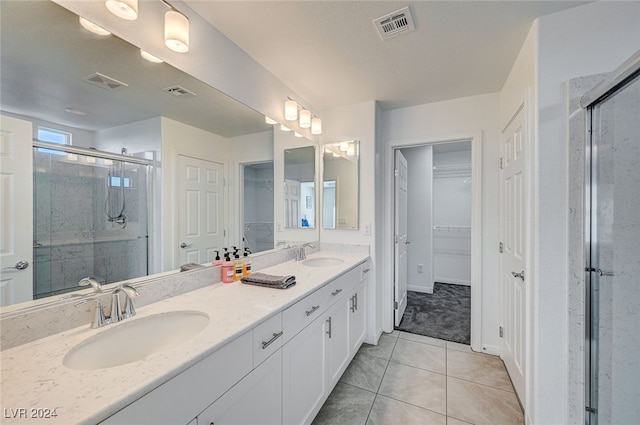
432, 164, 471, 172
433, 225, 471, 232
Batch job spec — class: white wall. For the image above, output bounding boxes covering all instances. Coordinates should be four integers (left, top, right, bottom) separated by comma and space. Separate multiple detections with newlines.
320, 101, 378, 343
95, 117, 162, 159
381, 92, 501, 353
160, 117, 229, 271
527, 2, 640, 424
400, 146, 433, 293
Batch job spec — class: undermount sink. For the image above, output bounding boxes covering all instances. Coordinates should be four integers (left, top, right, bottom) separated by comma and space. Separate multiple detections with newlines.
63, 310, 209, 370
302, 257, 344, 267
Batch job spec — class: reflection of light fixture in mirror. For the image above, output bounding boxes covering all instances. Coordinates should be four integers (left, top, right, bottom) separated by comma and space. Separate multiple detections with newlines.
165, 10, 189, 53
140, 49, 163, 63
285, 100, 298, 121
280, 125, 291, 132
339, 142, 348, 152
79, 17, 111, 36
347, 143, 355, 156
105, 0, 138, 20
65, 108, 87, 116
294, 132, 303, 138
67, 153, 78, 161
332, 152, 340, 158
299, 109, 311, 128
311, 117, 322, 135
265, 116, 277, 125
104, 159, 114, 165
86, 156, 96, 164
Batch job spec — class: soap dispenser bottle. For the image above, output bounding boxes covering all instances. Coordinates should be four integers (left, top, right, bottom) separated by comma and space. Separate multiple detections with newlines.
221, 251, 234, 283
243, 247, 252, 276
233, 248, 243, 281
212, 250, 222, 267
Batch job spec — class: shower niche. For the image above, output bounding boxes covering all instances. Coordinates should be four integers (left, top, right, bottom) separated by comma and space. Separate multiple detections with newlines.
32, 146, 151, 299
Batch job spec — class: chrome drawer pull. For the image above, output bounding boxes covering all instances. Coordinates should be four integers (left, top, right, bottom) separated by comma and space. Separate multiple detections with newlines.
261, 331, 284, 349
305, 305, 320, 316
331, 289, 342, 296
363, 268, 370, 273
326, 316, 332, 338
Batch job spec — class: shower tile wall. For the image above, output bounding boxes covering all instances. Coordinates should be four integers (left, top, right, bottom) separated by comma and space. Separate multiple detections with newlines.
243, 165, 274, 253
33, 150, 148, 298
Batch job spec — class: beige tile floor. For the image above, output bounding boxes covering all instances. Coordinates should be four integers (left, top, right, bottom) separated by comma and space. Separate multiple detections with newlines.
312, 331, 524, 425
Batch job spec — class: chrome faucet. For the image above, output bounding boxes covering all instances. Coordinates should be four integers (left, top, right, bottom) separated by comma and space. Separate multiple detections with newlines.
78, 277, 102, 293
295, 243, 316, 261
277, 241, 291, 249
110, 285, 140, 323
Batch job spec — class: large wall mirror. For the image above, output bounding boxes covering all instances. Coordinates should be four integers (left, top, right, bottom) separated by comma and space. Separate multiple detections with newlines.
0, 1, 273, 308
322, 141, 360, 230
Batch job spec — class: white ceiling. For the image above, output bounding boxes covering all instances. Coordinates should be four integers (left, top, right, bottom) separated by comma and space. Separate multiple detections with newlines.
185, 1, 589, 111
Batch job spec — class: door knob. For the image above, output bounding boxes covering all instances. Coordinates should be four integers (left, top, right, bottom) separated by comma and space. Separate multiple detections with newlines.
511, 271, 525, 281
179, 242, 192, 249
4, 260, 29, 270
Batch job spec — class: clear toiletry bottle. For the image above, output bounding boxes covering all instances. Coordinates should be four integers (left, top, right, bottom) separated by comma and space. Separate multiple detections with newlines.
243, 247, 252, 276
222, 251, 234, 283
233, 248, 243, 281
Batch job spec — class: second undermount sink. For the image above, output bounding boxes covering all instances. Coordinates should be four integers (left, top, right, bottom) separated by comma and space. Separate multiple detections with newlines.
63, 310, 209, 370
302, 257, 344, 267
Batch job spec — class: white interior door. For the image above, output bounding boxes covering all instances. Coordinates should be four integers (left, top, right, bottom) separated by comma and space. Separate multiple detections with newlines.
500, 108, 526, 401
394, 150, 408, 326
0, 114, 33, 306
177, 155, 224, 265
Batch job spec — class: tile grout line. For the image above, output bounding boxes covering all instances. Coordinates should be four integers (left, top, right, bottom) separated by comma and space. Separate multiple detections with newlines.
364, 333, 399, 424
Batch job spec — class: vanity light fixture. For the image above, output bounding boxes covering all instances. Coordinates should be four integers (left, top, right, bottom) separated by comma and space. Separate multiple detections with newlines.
67, 153, 78, 161
280, 124, 291, 132
105, 0, 138, 21
311, 117, 322, 135
265, 116, 277, 125
299, 109, 311, 128
347, 143, 355, 156
140, 49, 164, 63
79, 17, 111, 36
285, 100, 298, 121
164, 9, 189, 53
339, 142, 349, 152
86, 156, 96, 164
104, 159, 114, 165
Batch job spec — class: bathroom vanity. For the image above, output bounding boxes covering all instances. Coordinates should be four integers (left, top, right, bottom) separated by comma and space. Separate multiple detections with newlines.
0, 251, 370, 425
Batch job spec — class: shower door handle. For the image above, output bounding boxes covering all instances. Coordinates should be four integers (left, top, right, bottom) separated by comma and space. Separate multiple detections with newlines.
179, 242, 192, 249
4, 260, 29, 271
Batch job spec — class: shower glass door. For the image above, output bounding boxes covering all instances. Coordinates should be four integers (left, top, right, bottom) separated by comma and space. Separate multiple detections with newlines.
33, 147, 150, 298
586, 72, 640, 424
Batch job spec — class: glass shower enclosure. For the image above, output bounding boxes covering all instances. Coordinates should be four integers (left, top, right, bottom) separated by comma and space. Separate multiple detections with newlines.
32, 142, 152, 299
583, 58, 640, 424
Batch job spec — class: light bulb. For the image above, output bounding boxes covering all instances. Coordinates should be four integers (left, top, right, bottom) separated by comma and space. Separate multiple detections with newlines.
105, 0, 138, 20
165, 10, 189, 53
284, 100, 298, 121
299, 109, 311, 128
311, 117, 322, 135
140, 49, 163, 63
79, 17, 111, 36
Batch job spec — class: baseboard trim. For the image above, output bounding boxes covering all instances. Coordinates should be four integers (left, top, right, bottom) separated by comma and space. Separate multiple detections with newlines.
364, 327, 383, 345
407, 285, 433, 294
433, 277, 471, 286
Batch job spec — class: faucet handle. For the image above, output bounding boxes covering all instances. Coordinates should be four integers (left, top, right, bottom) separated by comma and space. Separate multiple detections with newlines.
90, 300, 109, 329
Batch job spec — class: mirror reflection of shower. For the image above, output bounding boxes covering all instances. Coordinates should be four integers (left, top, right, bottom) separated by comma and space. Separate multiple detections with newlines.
242, 161, 274, 253
105, 148, 128, 229
32, 142, 152, 299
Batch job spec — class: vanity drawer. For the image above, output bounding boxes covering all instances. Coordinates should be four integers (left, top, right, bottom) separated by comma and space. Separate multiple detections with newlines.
282, 285, 332, 343
253, 313, 283, 367
327, 265, 362, 302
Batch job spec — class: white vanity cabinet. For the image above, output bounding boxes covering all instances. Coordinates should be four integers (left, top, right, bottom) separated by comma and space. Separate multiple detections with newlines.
197, 349, 282, 425
99, 258, 369, 425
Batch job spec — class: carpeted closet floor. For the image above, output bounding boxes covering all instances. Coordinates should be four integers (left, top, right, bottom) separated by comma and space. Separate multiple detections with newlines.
396, 283, 471, 345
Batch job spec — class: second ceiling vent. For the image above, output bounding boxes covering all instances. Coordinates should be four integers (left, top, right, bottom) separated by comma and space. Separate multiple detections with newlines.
373, 6, 416, 41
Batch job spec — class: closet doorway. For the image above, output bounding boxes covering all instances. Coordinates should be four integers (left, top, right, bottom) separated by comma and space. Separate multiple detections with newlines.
242, 161, 274, 253
393, 140, 476, 345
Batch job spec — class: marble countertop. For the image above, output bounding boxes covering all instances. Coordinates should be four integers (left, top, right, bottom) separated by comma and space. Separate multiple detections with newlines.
0, 251, 368, 425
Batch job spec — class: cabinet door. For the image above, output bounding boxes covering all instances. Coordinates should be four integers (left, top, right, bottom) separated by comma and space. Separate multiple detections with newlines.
282, 315, 327, 425
325, 298, 350, 389
349, 281, 367, 356
198, 350, 282, 425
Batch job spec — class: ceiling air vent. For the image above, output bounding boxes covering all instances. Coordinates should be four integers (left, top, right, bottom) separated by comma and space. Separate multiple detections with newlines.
163, 85, 196, 99
373, 6, 416, 41
83, 72, 128, 91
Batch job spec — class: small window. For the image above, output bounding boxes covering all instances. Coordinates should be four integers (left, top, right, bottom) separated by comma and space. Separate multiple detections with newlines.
37, 127, 72, 155
109, 176, 131, 188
